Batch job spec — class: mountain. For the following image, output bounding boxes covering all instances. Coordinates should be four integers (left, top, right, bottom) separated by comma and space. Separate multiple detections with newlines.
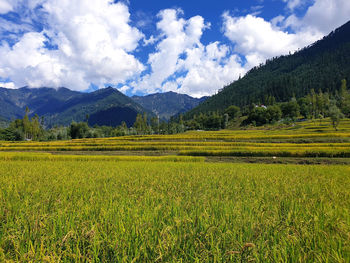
0, 87, 80, 119
0, 87, 150, 127
132, 91, 207, 120
186, 20, 350, 117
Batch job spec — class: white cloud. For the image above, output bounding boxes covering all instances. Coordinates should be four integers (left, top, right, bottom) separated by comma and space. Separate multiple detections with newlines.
175, 42, 245, 97
0, 0, 144, 90
0, 0, 12, 14
222, 13, 322, 67
0, 81, 15, 89
282, 0, 303, 10
0, 32, 63, 87
132, 9, 245, 97
289, 0, 350, 34
119, 85, 130, 93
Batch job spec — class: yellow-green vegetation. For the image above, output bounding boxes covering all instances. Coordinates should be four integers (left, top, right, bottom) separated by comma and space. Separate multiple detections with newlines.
0, 152, 204, 163
1, 120, 349, 261
0, 159, 349, 262
1, 119, 350, 158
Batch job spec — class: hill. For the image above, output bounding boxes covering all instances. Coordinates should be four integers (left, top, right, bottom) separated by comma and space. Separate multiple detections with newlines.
186, 20, 350, 117
0, 87, 150, 127
132, 91, 207, 120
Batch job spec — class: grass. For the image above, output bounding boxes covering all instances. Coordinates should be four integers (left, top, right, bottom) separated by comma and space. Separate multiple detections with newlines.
0, 152, 204, 162
0, 159, 349, 262
178, 147, 350, 158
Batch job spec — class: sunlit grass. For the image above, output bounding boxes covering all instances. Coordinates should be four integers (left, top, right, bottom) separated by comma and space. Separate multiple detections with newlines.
0, 160, 349, 262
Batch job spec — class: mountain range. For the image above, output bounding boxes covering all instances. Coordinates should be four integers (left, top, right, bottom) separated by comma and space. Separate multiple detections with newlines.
133, 92, 207, 121
0, 87, 205, 127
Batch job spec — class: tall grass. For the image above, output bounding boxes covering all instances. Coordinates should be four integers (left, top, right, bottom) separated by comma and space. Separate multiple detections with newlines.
0, 152, 204, 162
0, 160, 349, 262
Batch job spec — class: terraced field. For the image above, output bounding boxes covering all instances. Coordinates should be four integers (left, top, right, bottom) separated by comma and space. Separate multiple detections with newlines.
0, 119, 349, 262
1, 119, 350, 159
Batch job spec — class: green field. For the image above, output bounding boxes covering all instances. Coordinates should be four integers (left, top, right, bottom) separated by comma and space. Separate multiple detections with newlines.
0, 160, 349, 262
0, 120, 350, 262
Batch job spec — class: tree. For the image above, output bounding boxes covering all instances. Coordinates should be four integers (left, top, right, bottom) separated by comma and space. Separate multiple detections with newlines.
23, 106, 31, 140
150, 116, 159, 134
133, 113, 149, 135
263, 95, 276, 106
185, 119, 201, 131
69, 122, 89, 139
204, 112, 222, 130
339, 79, 350, 117
224, 105, 240, 120
316, 90, 327, 118
120, 121, 128, 135
246, 107, 268, 126
0, 126, 24, 141
31, 114, 43, 140
223, 113, 229, 129
329, 104, 344, 131
281, 98, 300, 121
298, 97, 312, 119
178, 115, 185, 133
133, 113, 144, 134
266, 105, 282, 124
309, 89, 317, 119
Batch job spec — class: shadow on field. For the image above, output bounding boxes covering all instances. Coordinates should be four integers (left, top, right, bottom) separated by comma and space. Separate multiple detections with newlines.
205, 156, 350, 165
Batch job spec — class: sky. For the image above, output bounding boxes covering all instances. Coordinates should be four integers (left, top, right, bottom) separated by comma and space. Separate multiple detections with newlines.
0, 0, 349, 97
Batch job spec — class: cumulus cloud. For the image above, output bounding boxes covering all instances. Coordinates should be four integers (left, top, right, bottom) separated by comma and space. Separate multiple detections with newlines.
131, 9, 245, 97
287, 0, 350, 34
0, 0, 12, 14
175, 43, 245, 97
0, 32, 65, 87
222, 13, 323, 67
0, 0, 144, 90
223, 0, 350, 70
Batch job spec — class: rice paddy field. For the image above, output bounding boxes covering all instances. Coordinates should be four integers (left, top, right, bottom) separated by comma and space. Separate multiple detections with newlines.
0, 119, 350, 262
1, 119, 350, 159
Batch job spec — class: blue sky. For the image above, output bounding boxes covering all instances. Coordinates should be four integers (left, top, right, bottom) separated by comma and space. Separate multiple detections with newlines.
0, 0, 349, 97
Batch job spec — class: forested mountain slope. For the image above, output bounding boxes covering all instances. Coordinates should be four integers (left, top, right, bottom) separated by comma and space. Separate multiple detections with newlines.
0, 87, 150, 127
186, 20, 350, 117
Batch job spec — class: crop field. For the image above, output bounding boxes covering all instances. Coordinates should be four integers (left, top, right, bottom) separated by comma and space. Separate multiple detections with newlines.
1, 119, 350, 159
0, 119, 349, 262
0, 159, 349, 262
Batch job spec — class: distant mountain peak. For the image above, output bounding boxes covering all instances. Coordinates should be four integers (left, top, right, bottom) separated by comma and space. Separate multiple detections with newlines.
132, 92, 207, 121
0, 86, 151, 127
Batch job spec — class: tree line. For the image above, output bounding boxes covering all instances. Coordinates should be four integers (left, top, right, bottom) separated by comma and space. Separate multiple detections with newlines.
0, 111, 186, 141
180, 79, 350, 131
